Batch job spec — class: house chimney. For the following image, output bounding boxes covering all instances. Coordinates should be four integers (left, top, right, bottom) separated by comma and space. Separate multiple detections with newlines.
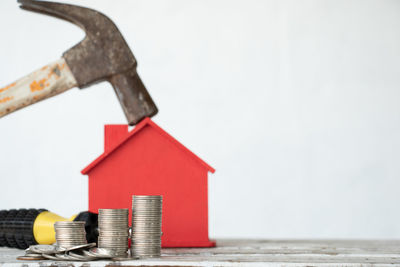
104, 125, 129, 152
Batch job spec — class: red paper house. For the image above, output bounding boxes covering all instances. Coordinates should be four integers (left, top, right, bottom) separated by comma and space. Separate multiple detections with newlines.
81, 118, 215, 247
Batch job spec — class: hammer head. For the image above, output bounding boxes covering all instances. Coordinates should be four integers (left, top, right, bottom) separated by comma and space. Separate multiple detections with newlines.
18, 0, 158, 125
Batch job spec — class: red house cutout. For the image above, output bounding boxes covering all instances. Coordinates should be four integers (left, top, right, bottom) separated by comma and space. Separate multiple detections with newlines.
81, 118, 215, 247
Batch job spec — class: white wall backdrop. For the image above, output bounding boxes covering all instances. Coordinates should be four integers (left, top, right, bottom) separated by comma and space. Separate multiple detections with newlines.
1, 0, 400, 239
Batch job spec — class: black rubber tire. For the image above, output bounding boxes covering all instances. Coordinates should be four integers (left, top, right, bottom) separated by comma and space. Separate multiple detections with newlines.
0, 208, 46, 249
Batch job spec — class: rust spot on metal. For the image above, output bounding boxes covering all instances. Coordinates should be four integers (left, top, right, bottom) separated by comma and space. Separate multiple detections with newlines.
0, 82, 16, 94
30, 79, 48, 92
0, 96, 14, 104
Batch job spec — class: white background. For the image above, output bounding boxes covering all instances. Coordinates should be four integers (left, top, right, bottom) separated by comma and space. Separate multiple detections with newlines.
1, 0, 400, 239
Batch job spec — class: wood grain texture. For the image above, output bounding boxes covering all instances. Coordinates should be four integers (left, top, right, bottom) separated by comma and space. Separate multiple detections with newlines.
2, 239, 400, 266
0, 58, 77, 118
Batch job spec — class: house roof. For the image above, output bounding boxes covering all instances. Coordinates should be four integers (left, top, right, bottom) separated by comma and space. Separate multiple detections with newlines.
81, 118, 215, 174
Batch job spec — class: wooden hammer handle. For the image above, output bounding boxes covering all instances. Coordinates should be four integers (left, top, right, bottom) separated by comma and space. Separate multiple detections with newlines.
0, 58, 77, 118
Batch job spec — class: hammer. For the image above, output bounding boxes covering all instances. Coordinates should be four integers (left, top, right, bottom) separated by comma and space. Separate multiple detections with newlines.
0, 0, 157, 125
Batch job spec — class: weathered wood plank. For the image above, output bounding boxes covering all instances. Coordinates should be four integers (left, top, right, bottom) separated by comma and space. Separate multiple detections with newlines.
2, 239, 400, 267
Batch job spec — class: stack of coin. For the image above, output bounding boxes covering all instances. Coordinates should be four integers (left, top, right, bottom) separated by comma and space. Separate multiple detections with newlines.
131, 195, 163, 258
98, 209, 129, 257
54, 221, 87, 249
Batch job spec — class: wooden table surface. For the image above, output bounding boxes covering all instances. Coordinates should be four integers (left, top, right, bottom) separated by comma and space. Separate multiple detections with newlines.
1, 239, 400, 267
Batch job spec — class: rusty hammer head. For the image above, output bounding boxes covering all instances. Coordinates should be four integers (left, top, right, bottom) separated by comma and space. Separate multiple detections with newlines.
18, 0, 158, 125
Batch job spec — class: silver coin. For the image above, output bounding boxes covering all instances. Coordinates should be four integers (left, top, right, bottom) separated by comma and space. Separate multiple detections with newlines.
98, 219, 128, 222
24, 252, 46, 258
98, 219, 128, 221
131, 235, 161, 239
68, 250, 97, 261
131, 244, 161, 248
132, 214, 162, 217
99, 219, 128, 222
99, 226, 128, 229
99, 223, 128, 225
132, 240, 161, 243
131, 244, 161, 247
98, 223, 128, 226
99, 231, 129, 234
81, 249, 102, 258
98, 245, 128, 249
133, 217, 162, 219
131, 246, 161, 250
99, 208, 129, 211
132, 206, 162, 209
98, 244, 128, 247
98, 243, 128, 246
133, 204, 162, 207
55, 253, 71, 261
133, 219, 162, 221
132, 216, 162, 220
133, 208, 161, 211
98, 237, 128, 241
99, 248, 129, 251
99, 211, 129, 215
28, 244, 58, 254
132, 206, 162, 208
131, 237, 161, 240
132, 195, 163, 199
64, 242, 96, 252
132, 217, 162, 220
99, 235, 129, 238
99, 214, 128, 217
132, 230, 162, 233
99, 246, 128, 250
41, 254, 60, 260
132, 229, 161, 232
99, 239, 128, 242
89, 247, 115, 258
132, 229, 162, 233
133, 211, 162, 213
132, 231, 162, 235
99, 215, 128, 218
55, 246, 68, 252
132, 213, 161, 216
99, 219, 128, 221
132, 204, 162, 207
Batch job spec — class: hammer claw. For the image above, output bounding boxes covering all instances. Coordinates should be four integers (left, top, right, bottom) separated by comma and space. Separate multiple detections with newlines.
18, 0, 101, 32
